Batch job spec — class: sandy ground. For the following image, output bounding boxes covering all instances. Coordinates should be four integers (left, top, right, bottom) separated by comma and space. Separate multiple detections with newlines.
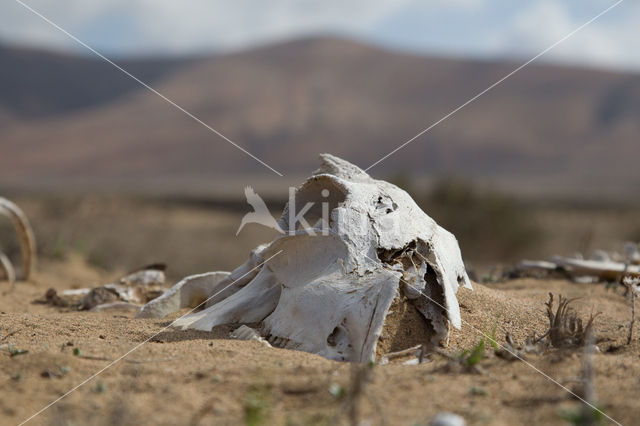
1, 257, 639, 426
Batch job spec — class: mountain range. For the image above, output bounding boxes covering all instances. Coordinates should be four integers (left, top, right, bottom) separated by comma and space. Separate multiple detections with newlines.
1, 37, 638, 197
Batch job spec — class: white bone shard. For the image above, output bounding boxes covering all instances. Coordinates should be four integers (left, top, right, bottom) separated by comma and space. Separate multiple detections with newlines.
230, 325, 272, 347
552, 256, 640, 281
137, 154, 471, 361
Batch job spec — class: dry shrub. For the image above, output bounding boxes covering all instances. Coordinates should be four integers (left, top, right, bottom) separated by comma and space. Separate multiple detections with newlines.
406, 178, 542, 265
545, 293, 599, 348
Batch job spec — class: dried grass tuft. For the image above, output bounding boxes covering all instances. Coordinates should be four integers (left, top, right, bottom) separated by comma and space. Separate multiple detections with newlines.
545, 293, 599, 348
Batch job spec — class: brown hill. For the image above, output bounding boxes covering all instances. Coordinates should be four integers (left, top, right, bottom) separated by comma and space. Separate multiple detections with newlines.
0, 37, 638, 196
0, 44, 196, 119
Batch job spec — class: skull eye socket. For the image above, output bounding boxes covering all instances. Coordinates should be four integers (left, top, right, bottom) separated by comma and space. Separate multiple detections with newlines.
283, 175, 348, 232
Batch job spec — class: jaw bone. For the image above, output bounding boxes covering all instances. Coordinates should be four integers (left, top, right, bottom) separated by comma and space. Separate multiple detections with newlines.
137, 154, 471, 362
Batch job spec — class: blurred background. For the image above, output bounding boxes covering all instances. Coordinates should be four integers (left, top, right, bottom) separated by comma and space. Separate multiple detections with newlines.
0, 0, 638, 280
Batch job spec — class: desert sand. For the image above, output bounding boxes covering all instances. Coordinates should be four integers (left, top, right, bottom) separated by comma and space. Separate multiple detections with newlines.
1, 255, 638, 426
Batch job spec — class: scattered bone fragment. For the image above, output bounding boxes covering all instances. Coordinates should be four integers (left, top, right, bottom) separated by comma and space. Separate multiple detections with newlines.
430, 412, 466, 426
38, 288, 71, 307
37, 264, 167, 311
116, 263, 166, 287
0, 197, 37, 280
590, 250, 610, 262
572, 276, 598, 284
60, 288, 91, 297
379, 344, 422, 364
89, 302, 141, 312
624, 242, 640, 265
518, 260, 557, 271
552, 257, 640, 281
135, 247, 266, 319
494, 333, 542, 361
139, 154, 471, 362
78, 287, 122, 310
513, 243, 640, 283
230, 325, 271, 347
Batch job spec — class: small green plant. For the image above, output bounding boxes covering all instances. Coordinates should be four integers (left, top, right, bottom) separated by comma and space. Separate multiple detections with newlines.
9, 344, 28, 357
488, 321, 499, 350
48, 234, 68, 261
558, 404, 605, 425
244, 386, 271, 426
448, 322, 501, 372
481, 273, 498, 284
73, 347, 82, 356
468, 386, 487, 396
285, 413, 333, 426
459, 338, 485, 368
328, 383, 346, 399
92, 381, 106, 393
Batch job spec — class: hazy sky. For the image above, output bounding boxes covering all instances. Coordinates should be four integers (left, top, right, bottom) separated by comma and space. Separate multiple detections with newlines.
1, 0, 637, 71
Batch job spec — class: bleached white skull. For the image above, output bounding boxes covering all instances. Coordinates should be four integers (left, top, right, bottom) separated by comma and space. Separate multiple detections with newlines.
137, 154, 471, 362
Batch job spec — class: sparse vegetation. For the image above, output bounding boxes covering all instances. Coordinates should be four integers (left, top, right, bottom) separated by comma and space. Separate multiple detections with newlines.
8, 343, 28, 357
422, 178, 543, 264
559, 405, 605, 426
487, 321, 499, 351
328, 383, 346, 400
460, 338, 486, 369
448, 322, 500, 370
1, 194, 638, 281
544, 293, 599, 348
92, 381, 106, 394
494, 333, 542, 361
559, 332, 605, 426
622, 276, 638, 345
468, 386, 487, 396
0, 195, 637, 425
244, 385, 271, 426
331, 361, 377, 426
435, 335, 491, 373
347, 362, 375, 426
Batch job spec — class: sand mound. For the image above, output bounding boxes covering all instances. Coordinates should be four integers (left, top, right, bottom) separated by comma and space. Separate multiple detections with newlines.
2, 259, 639, 425
450, 282, 548, 350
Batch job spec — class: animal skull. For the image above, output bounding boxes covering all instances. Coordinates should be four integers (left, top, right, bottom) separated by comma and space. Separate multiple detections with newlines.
137, 154, 471, 361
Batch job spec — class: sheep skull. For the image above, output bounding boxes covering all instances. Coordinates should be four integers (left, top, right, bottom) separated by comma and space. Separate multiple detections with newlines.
137, 154, 471, 361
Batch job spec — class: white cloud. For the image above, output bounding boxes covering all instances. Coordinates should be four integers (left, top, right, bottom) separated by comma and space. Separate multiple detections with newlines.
1, 0, 638, 71
490, 0, 640, 70
1, 0, 407, 54
135, 0, 406, 52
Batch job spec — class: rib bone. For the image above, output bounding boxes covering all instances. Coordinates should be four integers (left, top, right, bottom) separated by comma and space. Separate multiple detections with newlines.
0, 251, 16, 289
0, 197, 37, 281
